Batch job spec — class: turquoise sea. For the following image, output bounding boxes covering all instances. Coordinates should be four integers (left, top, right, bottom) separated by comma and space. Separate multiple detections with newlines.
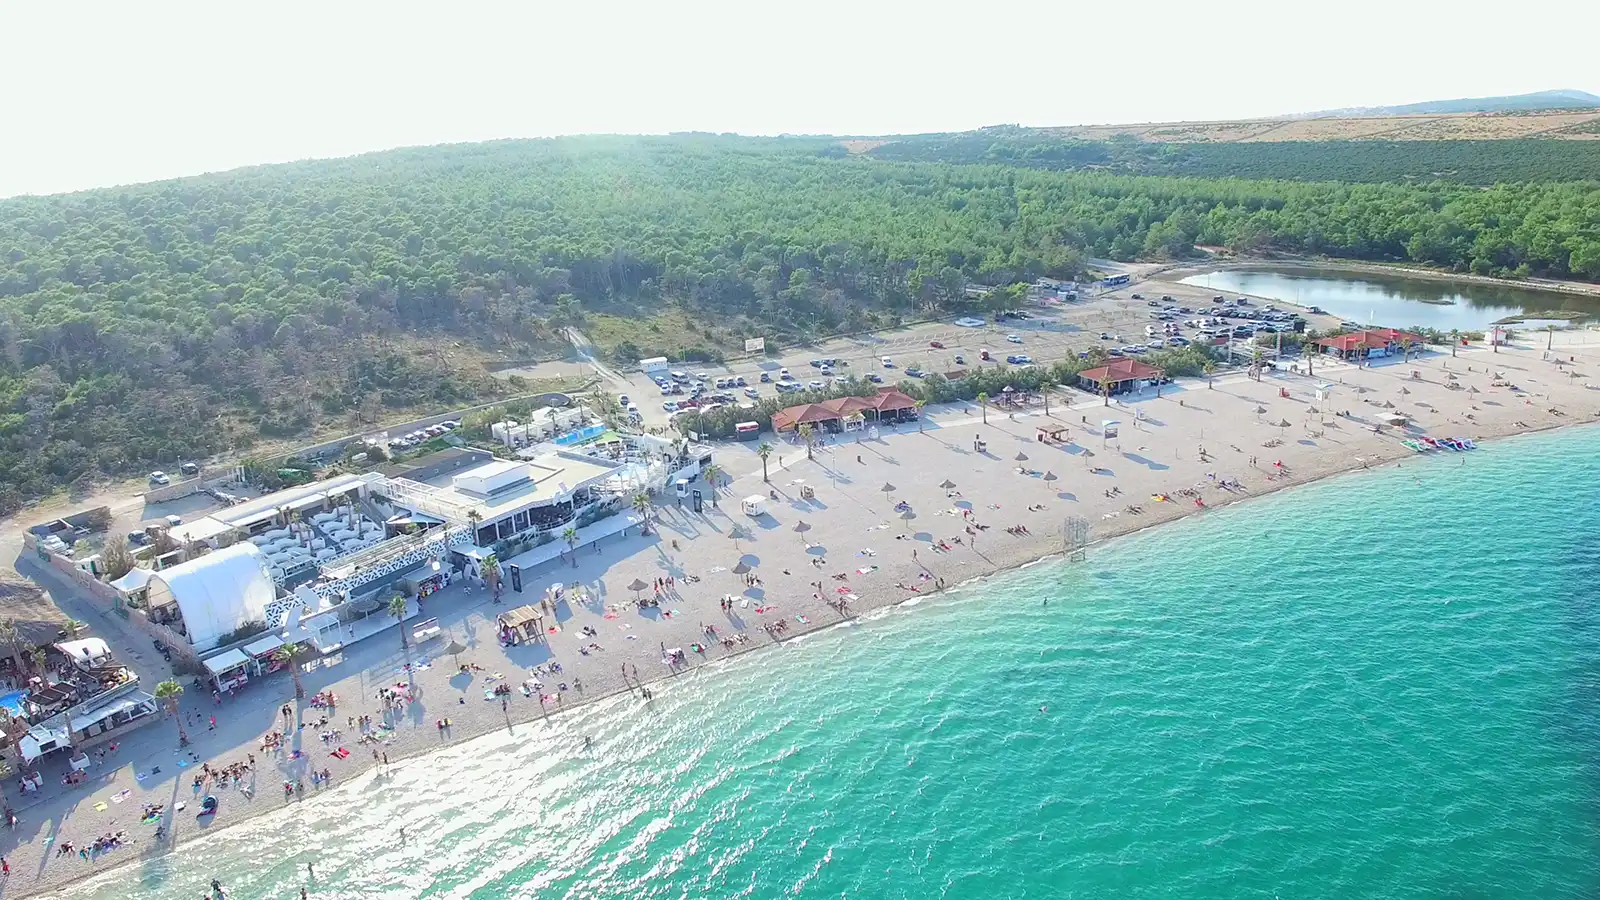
65, 426, 1600, 900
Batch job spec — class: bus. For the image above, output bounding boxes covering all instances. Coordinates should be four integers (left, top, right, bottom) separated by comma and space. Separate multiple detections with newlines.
1101, 274, 1131, 286
734, 421, 762, 441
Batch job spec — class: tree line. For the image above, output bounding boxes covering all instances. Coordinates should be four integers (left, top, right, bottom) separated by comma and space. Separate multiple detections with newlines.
866, 128, 1600, 185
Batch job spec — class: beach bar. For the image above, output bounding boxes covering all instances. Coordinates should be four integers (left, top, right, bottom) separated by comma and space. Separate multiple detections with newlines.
770, 388, 918, 433
1077, 359, 1164, 398
1312, 329, 1423, 361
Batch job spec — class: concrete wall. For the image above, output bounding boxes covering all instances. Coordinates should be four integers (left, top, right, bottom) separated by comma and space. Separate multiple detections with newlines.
22, 533, 203, 670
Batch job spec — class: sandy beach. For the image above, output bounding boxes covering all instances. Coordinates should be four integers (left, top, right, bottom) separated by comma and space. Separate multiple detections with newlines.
6, 336, 1600, 899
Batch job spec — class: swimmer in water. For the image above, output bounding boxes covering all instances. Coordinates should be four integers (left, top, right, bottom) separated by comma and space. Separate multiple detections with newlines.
1040, 705, 1048, 713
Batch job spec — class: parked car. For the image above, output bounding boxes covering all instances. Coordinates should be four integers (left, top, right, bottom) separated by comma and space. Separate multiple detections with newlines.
809, 379, 824, 389
1131, 293, 1144, 300
1099, 332, 1115, 340
929, 340, 945, 349
1007, 334, 1022, 343
867, 373, 884, 383
881, 356, 894, 367
670, 370, 688, 381
954, 354, 966, 364
780, 368, 792, 380
820, 365, 832, 376
979, 349, 991, 361
735, 375, 747, 386
905, 367, 925, 378
148, 471, 170, 486
759, 371, 771, 382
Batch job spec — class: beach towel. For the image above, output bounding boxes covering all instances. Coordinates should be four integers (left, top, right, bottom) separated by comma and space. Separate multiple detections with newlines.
739, 598, 749, 608
93, 802, 107, 812
795, 615, 810, 624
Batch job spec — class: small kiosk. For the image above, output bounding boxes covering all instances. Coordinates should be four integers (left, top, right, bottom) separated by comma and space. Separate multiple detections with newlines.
204, 648, 251, 692
741, 495, 766, 517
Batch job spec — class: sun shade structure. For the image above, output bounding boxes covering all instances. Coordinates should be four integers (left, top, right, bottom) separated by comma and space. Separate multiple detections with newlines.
939, 479, 956, 489
1015, 452, 1029, 461
443, 639, 467, 665
732, 561, 752, 575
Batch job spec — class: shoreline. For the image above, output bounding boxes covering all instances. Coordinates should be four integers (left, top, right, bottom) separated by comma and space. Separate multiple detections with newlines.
15, 343, 1600, 900
1157, 255, 1600, 299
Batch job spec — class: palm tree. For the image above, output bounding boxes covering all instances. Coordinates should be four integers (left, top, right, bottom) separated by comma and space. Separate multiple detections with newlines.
154, 679, 186, 745
702, 464, 722, 507
914, 399, 927, 432
29, 647, 47, 676
272, 643, 307, 699
61, 620, 83, 641
482, 553, 501, 599
389, 594, 410, 648
1039, 377, 1056, 416
756, 442, 774, 481
1203, 361, 1217, 389
1449, 328, 1460, 357
465, 508, 483, 543
0, 618, 22, 673
976, 392, 989, 424
631, 492, 651, 533
1249, 348, 1265, 380
562, 526, 579, 567
797, 423, 816, 459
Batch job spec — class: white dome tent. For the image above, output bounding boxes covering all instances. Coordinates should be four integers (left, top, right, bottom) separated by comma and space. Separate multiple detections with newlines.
145, 543, 276, 652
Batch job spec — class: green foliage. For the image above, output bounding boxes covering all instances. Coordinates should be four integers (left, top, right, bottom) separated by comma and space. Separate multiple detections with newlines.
214, 620, 267, 646
868, 130, 1600, 185
4, 132, 1599, 505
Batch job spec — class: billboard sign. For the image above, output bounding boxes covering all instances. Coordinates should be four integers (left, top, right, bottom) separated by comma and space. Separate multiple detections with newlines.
744, 337, 766, 353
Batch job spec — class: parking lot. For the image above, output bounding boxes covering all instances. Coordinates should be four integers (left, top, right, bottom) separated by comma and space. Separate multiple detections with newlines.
613, 278, 1339, 429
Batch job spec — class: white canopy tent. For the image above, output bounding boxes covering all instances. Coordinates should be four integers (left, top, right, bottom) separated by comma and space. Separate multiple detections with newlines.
145, 543, 275, 651
203, 648, 251, 676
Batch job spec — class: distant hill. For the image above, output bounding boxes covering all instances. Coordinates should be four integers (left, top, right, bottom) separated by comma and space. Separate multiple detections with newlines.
1298, 90, 1600, 118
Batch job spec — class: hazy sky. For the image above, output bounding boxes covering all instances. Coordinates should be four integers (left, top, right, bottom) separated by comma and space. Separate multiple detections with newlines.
4, 0, 1597, 197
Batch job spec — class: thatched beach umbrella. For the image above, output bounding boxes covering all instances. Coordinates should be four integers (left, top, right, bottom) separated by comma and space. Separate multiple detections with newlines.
1469, 385, 1481, 394
1043, 471, 1058, 483
626, 577, 650, 600
1276, 419, 1292, 429
793, 521, 812, 543
732, 561, 751, 575
899, 508, 916, 532
1399, 386, 1411, 395
880, 483, 896, 496
443, 639, 467, 667
1254, 405, 1268, 416
1014, 451, 1029, 461
939, 479, 956, 490
1383, 400, 1396, 409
